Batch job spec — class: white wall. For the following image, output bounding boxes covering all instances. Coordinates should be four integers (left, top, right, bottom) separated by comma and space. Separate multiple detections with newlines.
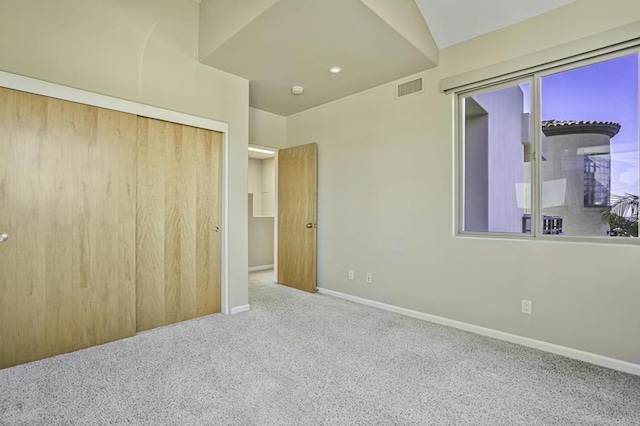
249, 107, 287, 149
199, 0, 278, 62
248, 158, 275, 267
261, 157, 276, 215
286, 0, 640, 364
0, 0, 250, 309
248, 157, 275, 216
248, 158, 264, 216
248, 194, 275, 267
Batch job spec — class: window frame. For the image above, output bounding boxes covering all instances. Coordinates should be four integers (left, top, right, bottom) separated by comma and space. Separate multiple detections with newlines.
455, 47, 640, 244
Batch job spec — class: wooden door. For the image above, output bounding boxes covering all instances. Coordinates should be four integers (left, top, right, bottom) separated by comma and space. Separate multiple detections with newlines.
277, 143, 318, 292
0, 88, 137, 369
136, 116, 222, 332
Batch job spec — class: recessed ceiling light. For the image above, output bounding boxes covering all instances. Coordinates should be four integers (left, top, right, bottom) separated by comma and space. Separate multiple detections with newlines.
329, 66, 342, 74
291, 86, 304, 95
248, 147, 276, 155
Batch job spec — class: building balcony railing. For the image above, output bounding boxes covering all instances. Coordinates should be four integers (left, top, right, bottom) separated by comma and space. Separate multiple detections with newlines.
522, 214, 563, 234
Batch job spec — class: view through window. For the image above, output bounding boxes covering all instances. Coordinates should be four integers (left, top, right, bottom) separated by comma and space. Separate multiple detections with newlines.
461, 52, 639, 239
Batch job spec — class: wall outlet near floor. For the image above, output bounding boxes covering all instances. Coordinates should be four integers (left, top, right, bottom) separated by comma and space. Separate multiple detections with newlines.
521, 299, 532, 315
366, 273, 373, 284
348, 270, 354, 280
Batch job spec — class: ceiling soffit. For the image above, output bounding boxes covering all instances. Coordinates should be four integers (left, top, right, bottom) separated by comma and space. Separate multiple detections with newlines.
199, 0, 438, 116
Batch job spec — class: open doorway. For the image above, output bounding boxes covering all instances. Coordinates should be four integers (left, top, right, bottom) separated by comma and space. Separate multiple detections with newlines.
248, 145, 277, 282
247, 142, 318, 294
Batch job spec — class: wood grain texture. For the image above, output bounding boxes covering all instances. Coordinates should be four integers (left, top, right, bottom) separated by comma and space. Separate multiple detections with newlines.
0, 87, 221, 367
165, 123, 197, 325
136, 117, 222, 332
0, 88, 47, 368
277, 143, 318, 293
196, 129, 222, 315
96, 108, 137, 344
136, 118, 167, 331
0, 88, 137, 369
42, 97, 96, 358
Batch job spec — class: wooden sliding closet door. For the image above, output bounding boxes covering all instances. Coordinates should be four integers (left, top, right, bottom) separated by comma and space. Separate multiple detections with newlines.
136, 117, 222, 332
0, 88, 137, 369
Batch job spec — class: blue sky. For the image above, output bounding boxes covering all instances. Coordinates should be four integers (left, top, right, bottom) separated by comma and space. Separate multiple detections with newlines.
541, 53, 639, 195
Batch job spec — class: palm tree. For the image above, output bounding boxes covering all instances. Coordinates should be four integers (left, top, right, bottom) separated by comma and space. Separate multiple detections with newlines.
602, 193, 639, 237
607, 193, 638, 218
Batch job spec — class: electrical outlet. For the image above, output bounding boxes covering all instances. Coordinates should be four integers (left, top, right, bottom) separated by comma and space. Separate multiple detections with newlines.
521, 299, 532, 315
348, 270, 354, 280
366, 273, 373, 283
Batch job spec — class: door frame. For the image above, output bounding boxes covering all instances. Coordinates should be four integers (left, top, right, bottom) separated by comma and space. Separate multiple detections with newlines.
247, 144, 280, 281
0, 71, 232, 315
274, 150, 279, 280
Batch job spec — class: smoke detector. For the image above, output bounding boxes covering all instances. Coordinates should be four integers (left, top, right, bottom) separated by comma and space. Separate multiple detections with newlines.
291, 86, 304, 95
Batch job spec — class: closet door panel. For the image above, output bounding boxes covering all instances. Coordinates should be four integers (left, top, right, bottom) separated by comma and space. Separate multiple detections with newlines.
136, 118, 167, 332
95, 108, 137, 344
0, 88, 48, 368
41, 97, 97, 357
196, 128, 222, 316
0, 88, 137, 368
42, 98, 138, 357
136, 117, 222, 332
164, 123, 197, 325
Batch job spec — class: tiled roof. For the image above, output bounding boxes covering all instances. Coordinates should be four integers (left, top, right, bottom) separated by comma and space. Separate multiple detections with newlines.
541, 120, 621, 138
541, 120, 621, 128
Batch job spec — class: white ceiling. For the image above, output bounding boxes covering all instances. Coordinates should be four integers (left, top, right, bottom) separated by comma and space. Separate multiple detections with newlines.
198, 0, 576, 116
415, 0, 577, 49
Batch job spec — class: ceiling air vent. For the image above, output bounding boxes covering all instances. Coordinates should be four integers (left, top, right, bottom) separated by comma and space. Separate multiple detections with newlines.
397, 78, 423, 97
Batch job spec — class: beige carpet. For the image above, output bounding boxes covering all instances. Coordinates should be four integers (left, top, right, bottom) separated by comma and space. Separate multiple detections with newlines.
0, 269, 639, 425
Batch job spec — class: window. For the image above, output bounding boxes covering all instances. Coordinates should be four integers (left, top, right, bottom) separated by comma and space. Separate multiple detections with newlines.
459, 51, 639, 239
583, 154, 610, 208
460, 82, 532, 234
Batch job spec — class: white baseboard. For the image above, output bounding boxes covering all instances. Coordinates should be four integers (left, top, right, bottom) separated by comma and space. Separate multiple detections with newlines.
317, 287, 640, 376
230, 304, 250, 315
249, 264, 274, 272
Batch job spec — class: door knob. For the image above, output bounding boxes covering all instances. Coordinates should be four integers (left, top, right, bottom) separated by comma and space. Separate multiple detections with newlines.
0, 233, 8, 243
306, 223, 313, 229
213, 226, 220, 233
